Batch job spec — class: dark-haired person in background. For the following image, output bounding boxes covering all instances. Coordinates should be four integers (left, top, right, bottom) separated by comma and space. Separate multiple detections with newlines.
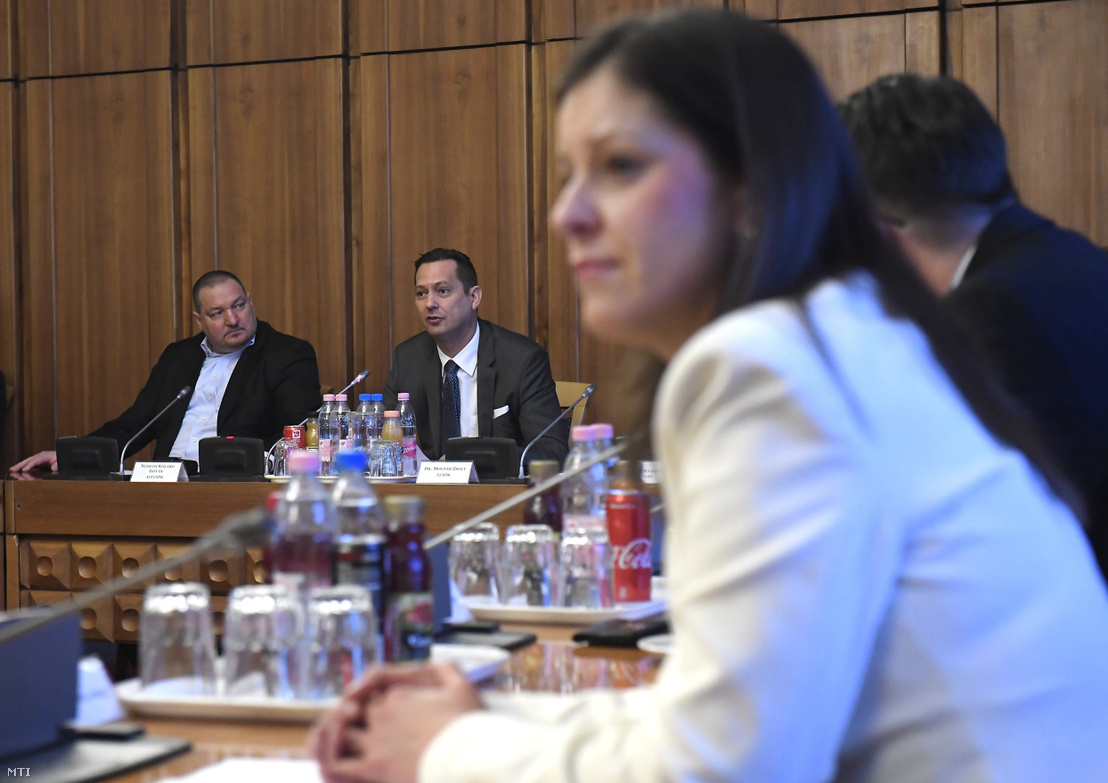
382, 248, 568, 466
312, 10, 1108, 783
10, 271, 321, 475
841, 74, 1108, 578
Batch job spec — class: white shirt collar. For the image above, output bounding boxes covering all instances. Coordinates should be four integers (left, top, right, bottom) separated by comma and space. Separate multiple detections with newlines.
438, 322, 480, 377
200, 334, 255, 360
948, 241, 979, 291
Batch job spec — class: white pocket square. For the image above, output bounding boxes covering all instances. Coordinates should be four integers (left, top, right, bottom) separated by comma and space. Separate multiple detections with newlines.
493, 404, 510, 419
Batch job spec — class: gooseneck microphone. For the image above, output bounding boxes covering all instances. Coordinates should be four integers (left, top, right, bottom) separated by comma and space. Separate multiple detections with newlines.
336, 369, 370, 399
518, 383, 596, 478
0, 507, 274, 648
116, 386, 193, 474
429, 435, 629, 550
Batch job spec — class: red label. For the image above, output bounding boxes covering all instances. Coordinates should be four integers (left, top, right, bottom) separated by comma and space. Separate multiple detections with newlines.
607, 491, 652, 602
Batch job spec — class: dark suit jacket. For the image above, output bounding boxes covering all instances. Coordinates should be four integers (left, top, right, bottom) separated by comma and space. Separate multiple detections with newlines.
947, 203, 1108, 575
89, 320, 322, 460
383, 319, 569, 465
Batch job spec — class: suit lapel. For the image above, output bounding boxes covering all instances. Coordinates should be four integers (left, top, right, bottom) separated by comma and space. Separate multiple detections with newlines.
218, 322, 265, 429
476, 320, 495, 437
422, 335, 444, 456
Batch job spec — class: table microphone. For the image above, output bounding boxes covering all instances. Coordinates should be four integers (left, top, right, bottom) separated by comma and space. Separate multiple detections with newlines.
336, 369, 370, 398
0, 507, 274, 648
115, 386, 193, 475
518, 383, 595, 478
427, 436, 629, 550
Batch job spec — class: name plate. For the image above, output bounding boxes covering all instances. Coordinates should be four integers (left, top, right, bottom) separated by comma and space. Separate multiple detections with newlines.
640, 460, 662, 486
416, 461, 477, 484
131, 461, 189, 483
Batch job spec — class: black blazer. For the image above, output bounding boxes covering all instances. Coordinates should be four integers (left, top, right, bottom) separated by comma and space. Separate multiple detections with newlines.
383, 319, 569, 465
89, 320, 322, 459
948, 203, 1108, 574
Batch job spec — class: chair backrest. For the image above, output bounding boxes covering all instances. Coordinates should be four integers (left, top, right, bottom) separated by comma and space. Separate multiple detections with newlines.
555, 381, 592, 432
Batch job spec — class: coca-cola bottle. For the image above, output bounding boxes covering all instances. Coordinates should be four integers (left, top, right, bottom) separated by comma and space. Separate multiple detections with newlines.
382, 496, 433, 662
606, 460, 652, 602
522, 459, 563, 534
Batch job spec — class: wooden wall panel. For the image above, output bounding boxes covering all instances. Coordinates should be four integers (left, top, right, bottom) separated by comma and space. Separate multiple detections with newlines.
997, 0, 1108, 246
387, 46, 530, 348
777, 0, 936, 18
956, 6, 998, 115
350, 55, 393, 392
0, 0, 11, 80
576, 0, 723, 38
22, 73, 176, 449
185, 0, 343, 65
535, 0, 576, 42
20, 0, 172, 78
188, 60, 348, 391
386, 0, 527, 50
354, 0, 389, 54
784, 12, 940, 100
0, 84, 14, 471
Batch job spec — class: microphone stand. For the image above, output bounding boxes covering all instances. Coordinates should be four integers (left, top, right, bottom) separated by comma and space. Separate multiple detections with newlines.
427, 438, 629, 550
518, 384, 595, 478
116, 386, 193, 475
0, 508, 273, 647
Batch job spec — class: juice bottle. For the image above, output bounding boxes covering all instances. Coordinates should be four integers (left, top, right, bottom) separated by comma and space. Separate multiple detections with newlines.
380, 410, 403, 477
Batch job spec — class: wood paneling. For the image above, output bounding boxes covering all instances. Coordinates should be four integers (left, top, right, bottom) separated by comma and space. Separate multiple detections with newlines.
535, 0, 576, 42
777, 0, 936, 19
784, 11, 939, 100
22, 73, 176, 451
20, 0, 172, 78
0, 83, 15, 472
576, 0, 723, 38
997, 0, 1108, 246
0, 0, 11, 80
350, 55, 393, 392
187, 59, 347, 390
957, 6, 998, 115
386, 0, 527, 50
387, 46, 530, 345
354, 0, 389, 54
185, 0, 343, 65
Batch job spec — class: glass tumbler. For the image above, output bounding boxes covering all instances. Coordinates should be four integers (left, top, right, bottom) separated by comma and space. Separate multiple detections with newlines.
501, 524, 558, 607
139, 582, 218, 695
559, 526, 614, 609
306, 585, 377, 699
449, 522, 501, 606
222, 584, 305, 699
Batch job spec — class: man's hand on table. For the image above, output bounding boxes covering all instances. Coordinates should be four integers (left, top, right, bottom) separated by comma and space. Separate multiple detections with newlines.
10, 450, 59, 474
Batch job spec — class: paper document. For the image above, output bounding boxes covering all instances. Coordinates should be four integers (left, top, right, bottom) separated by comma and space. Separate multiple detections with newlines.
158, 758, 322, 783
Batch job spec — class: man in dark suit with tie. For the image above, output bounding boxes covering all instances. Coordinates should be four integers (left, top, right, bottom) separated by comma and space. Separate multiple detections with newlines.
841, 74, 1108, 578
10, 270, 321, 474
382, 248, 568, 468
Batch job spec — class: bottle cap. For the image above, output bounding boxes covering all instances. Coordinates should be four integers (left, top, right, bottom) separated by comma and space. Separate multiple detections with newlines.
398, 392, 410, 401
610, 460, 636, 483
571, 425, 594, 443
359, 393, 372, 402
335, 449, 368, 473
265, 491, 282, 513
288, 449, 320, 474
336, 394, 347, 402
528, 460, 560, 481
384, 410, 400, 418
593, 423, 614, 439
383, 495, 425, 524
323, 394, 336, 401
371, 393, 383, 401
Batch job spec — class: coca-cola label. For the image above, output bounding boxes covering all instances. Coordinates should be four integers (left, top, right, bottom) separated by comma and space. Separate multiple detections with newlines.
613, 538, 652, 570
607, 491, 652, 602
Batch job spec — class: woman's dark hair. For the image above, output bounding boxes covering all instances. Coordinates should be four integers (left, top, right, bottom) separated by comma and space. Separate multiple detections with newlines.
558, 9, 1081, 519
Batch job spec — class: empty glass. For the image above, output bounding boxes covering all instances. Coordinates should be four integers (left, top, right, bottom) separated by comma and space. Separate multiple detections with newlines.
449, 522, 501, 606
222, 584, 305, 699
560, 527, 614, 609
139, 582, 217, 696
306, 585, 377, 699
501, 524, 558, 607
368, 439, 401, 478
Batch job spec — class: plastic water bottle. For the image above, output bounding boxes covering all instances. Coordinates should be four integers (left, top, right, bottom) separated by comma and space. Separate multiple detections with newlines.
559, 425, 612, 608
367, 394, 385, 441
317, 394, 336, 477
333, 394, 353, 464
353, 394, 374, 452
396, 393, 418, 476
561, 425, 607, 533
331, 450, 382, 536
270, 450, 337, 602
592, 422, 618, 470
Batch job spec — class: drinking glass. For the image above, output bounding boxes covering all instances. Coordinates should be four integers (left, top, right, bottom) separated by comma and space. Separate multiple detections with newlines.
369, 439, 400, 478
222, 584, 305, 699
501, 524, 558, 607
449, 522, 501, 606
559, 527, 614, 609
305, 585, 377, 699
139, 582, 217, 696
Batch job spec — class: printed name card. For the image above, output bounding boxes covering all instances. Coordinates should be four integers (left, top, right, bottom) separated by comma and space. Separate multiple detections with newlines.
131, 461, 189, 483
417, 461, 478, 484
640, 461, 662, 485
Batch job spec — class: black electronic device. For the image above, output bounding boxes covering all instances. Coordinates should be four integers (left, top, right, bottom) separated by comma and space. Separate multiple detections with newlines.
572, 617, 671, 648
54, 436, 119, 478
197, 436, 265, 479
444, 436, 520, 480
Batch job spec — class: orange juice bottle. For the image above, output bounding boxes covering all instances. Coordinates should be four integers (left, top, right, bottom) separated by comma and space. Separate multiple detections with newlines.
381, 411, 403, 476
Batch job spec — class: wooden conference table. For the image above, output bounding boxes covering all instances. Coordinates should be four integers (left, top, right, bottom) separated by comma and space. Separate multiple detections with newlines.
2, 478, 529, 639
111, 628, 663, 782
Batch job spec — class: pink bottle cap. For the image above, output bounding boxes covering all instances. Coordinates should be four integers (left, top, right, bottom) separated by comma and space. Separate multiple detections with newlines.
571, 425, 594, 442
593, 423, 614, 439
398, 393, 410, 401
323, 394, 336, 401
336, 394, 347, 401
384, 410, 400, 418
